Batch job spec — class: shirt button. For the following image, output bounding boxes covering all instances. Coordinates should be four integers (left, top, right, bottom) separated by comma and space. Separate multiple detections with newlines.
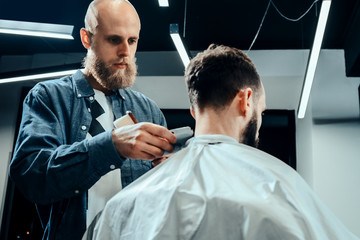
110, 165, 116, 170
89, 96, 94, 101
74, 190, 79, 194
78, 94, 82, 97
88, 108, 91, 112
81, 126, 87, 130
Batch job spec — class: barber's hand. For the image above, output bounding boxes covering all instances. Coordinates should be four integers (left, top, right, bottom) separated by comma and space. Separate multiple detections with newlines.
152, 153, 174, 167
112, 122, 177, 160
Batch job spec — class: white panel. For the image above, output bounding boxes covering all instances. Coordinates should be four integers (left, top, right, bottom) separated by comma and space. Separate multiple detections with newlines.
312, 50, 360, 119
131, 76, 190, 109
295, 105, 314, 187
133, 50, 310, 110
313, 122, 360, 237
261, 76, 303, 110
249, 49, 309, 77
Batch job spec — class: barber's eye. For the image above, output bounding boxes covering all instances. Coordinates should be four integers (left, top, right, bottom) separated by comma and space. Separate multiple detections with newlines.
129, 38, 137, 45
108, 37, 120, 44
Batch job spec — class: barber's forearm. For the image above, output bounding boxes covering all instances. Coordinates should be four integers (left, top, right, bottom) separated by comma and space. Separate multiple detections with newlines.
10, 131, 124, 204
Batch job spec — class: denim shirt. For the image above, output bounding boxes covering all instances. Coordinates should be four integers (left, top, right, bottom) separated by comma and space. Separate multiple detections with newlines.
9, 70, 167, 240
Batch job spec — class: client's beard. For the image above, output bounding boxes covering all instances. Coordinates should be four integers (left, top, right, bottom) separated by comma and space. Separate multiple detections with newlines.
242, 115, 259, 148
83, 50, 137, 90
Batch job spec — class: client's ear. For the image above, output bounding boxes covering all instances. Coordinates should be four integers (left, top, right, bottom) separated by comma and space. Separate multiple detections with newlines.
190, 107, 196, 120
237, 88, 253, 117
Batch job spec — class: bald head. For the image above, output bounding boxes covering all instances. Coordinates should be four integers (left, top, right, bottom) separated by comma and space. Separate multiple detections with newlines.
84, 0, 140, 34
80, 0, 141, 93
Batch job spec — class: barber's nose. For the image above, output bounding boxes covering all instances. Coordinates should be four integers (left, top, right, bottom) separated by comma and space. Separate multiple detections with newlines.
117, 43, 130, 57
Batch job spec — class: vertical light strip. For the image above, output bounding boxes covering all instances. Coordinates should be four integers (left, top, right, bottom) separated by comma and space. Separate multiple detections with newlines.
297, 0, 332, 119
170, 34, 190, 67
158, 0, 169, 7
170, 24, 190, 68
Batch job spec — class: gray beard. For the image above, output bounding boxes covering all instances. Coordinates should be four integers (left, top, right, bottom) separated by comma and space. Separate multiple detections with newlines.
83, 50, 137, 90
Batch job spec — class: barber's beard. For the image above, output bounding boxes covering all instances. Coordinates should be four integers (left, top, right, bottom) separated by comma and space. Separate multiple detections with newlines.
83, 50, 137, 90
242, 115, 259, 148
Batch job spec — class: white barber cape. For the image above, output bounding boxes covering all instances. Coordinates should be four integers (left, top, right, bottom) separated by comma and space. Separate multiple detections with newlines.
91, 135, 359, 240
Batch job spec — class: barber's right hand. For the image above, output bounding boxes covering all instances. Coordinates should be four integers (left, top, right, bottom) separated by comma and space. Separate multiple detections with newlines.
111, 122, 177, 160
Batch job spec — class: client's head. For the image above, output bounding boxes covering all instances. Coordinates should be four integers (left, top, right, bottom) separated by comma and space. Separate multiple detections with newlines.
185, 44, 266, 147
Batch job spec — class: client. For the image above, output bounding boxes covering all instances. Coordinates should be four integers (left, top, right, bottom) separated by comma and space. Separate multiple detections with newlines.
90, 44, 359, 239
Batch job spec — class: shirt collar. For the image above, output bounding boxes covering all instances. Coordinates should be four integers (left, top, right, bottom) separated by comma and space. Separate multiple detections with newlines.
73, 70, 94, 98
116, 89, 126, 100
191, 134, 239, 145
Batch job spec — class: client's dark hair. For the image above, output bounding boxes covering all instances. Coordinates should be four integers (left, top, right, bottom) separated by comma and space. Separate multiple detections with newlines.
185, 44, 261, 111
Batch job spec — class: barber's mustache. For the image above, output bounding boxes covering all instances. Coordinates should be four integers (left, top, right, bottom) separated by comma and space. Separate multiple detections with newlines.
113, 58, 129, 64
113, 57, 137, 65
102, 57, 137, 69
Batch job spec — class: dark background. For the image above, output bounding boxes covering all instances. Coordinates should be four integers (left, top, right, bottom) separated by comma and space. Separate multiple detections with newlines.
1, 0, 360, 78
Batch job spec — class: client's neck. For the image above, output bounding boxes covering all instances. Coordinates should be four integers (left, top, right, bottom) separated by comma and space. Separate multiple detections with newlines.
194, 107, 243, 142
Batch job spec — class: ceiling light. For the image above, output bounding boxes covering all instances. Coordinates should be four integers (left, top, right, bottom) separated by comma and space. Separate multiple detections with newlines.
0, 19, 74, 39
158, 0, 169, 7
297, 0, 332, 119
170, 24, 190, 68
0, 69, 79, 84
